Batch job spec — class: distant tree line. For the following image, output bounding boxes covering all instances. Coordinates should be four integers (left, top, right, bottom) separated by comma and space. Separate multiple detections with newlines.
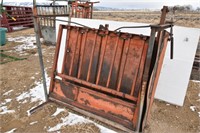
169, 5, 200, 12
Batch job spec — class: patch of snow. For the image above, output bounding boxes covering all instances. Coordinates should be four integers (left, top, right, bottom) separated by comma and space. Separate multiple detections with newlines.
5, 99, 12, 103
190, 106, 196, 112
16, 71, 50, 104
198, 112, 200, 118
0, 106, 15, 115
30, 121, 38, 125
21, 70, 116, 132
0, 99, 12, 106
31, 76, 35, 79
166, 104, 170, 106
16, 92, 29, 102
3, 90, 14, 96
48, 111, 116, 133
98, 125, 116, 133
8, 36, 36, 53
13, 26, 27, 30
5, 128, 17, 133
190, 80, 200, 83
198, 93, 200, 97
22, 99, 28, 104
52, 108, 65, 117
48, 112, 87, 132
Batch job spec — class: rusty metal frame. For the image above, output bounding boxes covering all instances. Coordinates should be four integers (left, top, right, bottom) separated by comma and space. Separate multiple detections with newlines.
30, 4, 174, 132
70, 1, 99, 19
0, 5, 34, 32
47, 23, 171, 132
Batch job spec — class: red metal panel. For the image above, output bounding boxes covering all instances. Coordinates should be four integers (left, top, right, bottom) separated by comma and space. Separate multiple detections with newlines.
0, 5, 34, 32
49, 24, 170, 131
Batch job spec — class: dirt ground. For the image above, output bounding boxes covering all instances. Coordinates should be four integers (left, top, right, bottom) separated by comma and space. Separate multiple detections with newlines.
0, 11, 200, 133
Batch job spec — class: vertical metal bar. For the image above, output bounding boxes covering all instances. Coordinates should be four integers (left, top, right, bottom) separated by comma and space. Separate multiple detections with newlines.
75, 33, 83, 77
61, 26, 71, 74
130, 40, 145, 96
170, 26, 174, 59
86, 31, 98, 81
33, 0, 48, 101
77, 30, 88, 79
157, 6, 168, 43
48, 7, 52, 27
53, 0, 56, 28
49, 25, 63, 92
106, 34, 120, 87
90, 3, 93, 19
144, 31, 168, 130
42, 7, 45, 26
46, 7, 49, 27
142, 28, 156, 83
116, 37, 131, 91
96, 32, 108, 85
116, 39, 126, 91
39, 7, 42, 26
137, 28, 156, 132
69, 28, 80, 76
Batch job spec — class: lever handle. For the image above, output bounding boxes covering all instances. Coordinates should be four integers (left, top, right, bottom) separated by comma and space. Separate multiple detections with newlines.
170, 25, 174, 59
170, 36, 174, 59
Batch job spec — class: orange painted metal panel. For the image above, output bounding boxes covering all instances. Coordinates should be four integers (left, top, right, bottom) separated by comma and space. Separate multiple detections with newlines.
49, 24, 171, 131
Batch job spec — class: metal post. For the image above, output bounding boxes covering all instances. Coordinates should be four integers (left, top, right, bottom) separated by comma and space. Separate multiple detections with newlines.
33, 0, 48, 101
53, 0, 55, 28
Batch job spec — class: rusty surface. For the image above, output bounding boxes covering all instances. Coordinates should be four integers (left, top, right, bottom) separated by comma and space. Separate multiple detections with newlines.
70, 1, 99, 19
0, 5, 34, 32
48, 22, 171, 131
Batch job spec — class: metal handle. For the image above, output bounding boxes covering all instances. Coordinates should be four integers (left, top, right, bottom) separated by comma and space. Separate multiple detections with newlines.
170, 25, 174, 59
170, 36, 174, 59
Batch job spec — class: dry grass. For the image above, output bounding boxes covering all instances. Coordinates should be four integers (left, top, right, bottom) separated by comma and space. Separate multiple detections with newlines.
93, 11, 200, 28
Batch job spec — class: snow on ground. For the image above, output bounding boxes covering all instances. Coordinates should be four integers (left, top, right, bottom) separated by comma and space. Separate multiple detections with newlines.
7, 35, 37, 54
4, 128, 17, 133
11, 70, 116, 132
51, 108, 66, 117
16, 70, 50, 106
3, 90, 14, 96
190, 106, 196, 112
190, 80, 200, 83
0, 98, 14, 115
4, 33, 117, 132
29, 121, 38, 125
48, 109, 116, 133
0, 99, 12, 106
0, 106, 15, 115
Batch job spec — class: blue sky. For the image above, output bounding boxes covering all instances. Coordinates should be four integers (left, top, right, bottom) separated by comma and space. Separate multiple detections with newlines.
3, 0, 200, 9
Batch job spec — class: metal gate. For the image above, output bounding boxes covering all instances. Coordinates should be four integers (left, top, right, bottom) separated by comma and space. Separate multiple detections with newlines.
48, 23, 171, 131
0, 5, 34, 32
